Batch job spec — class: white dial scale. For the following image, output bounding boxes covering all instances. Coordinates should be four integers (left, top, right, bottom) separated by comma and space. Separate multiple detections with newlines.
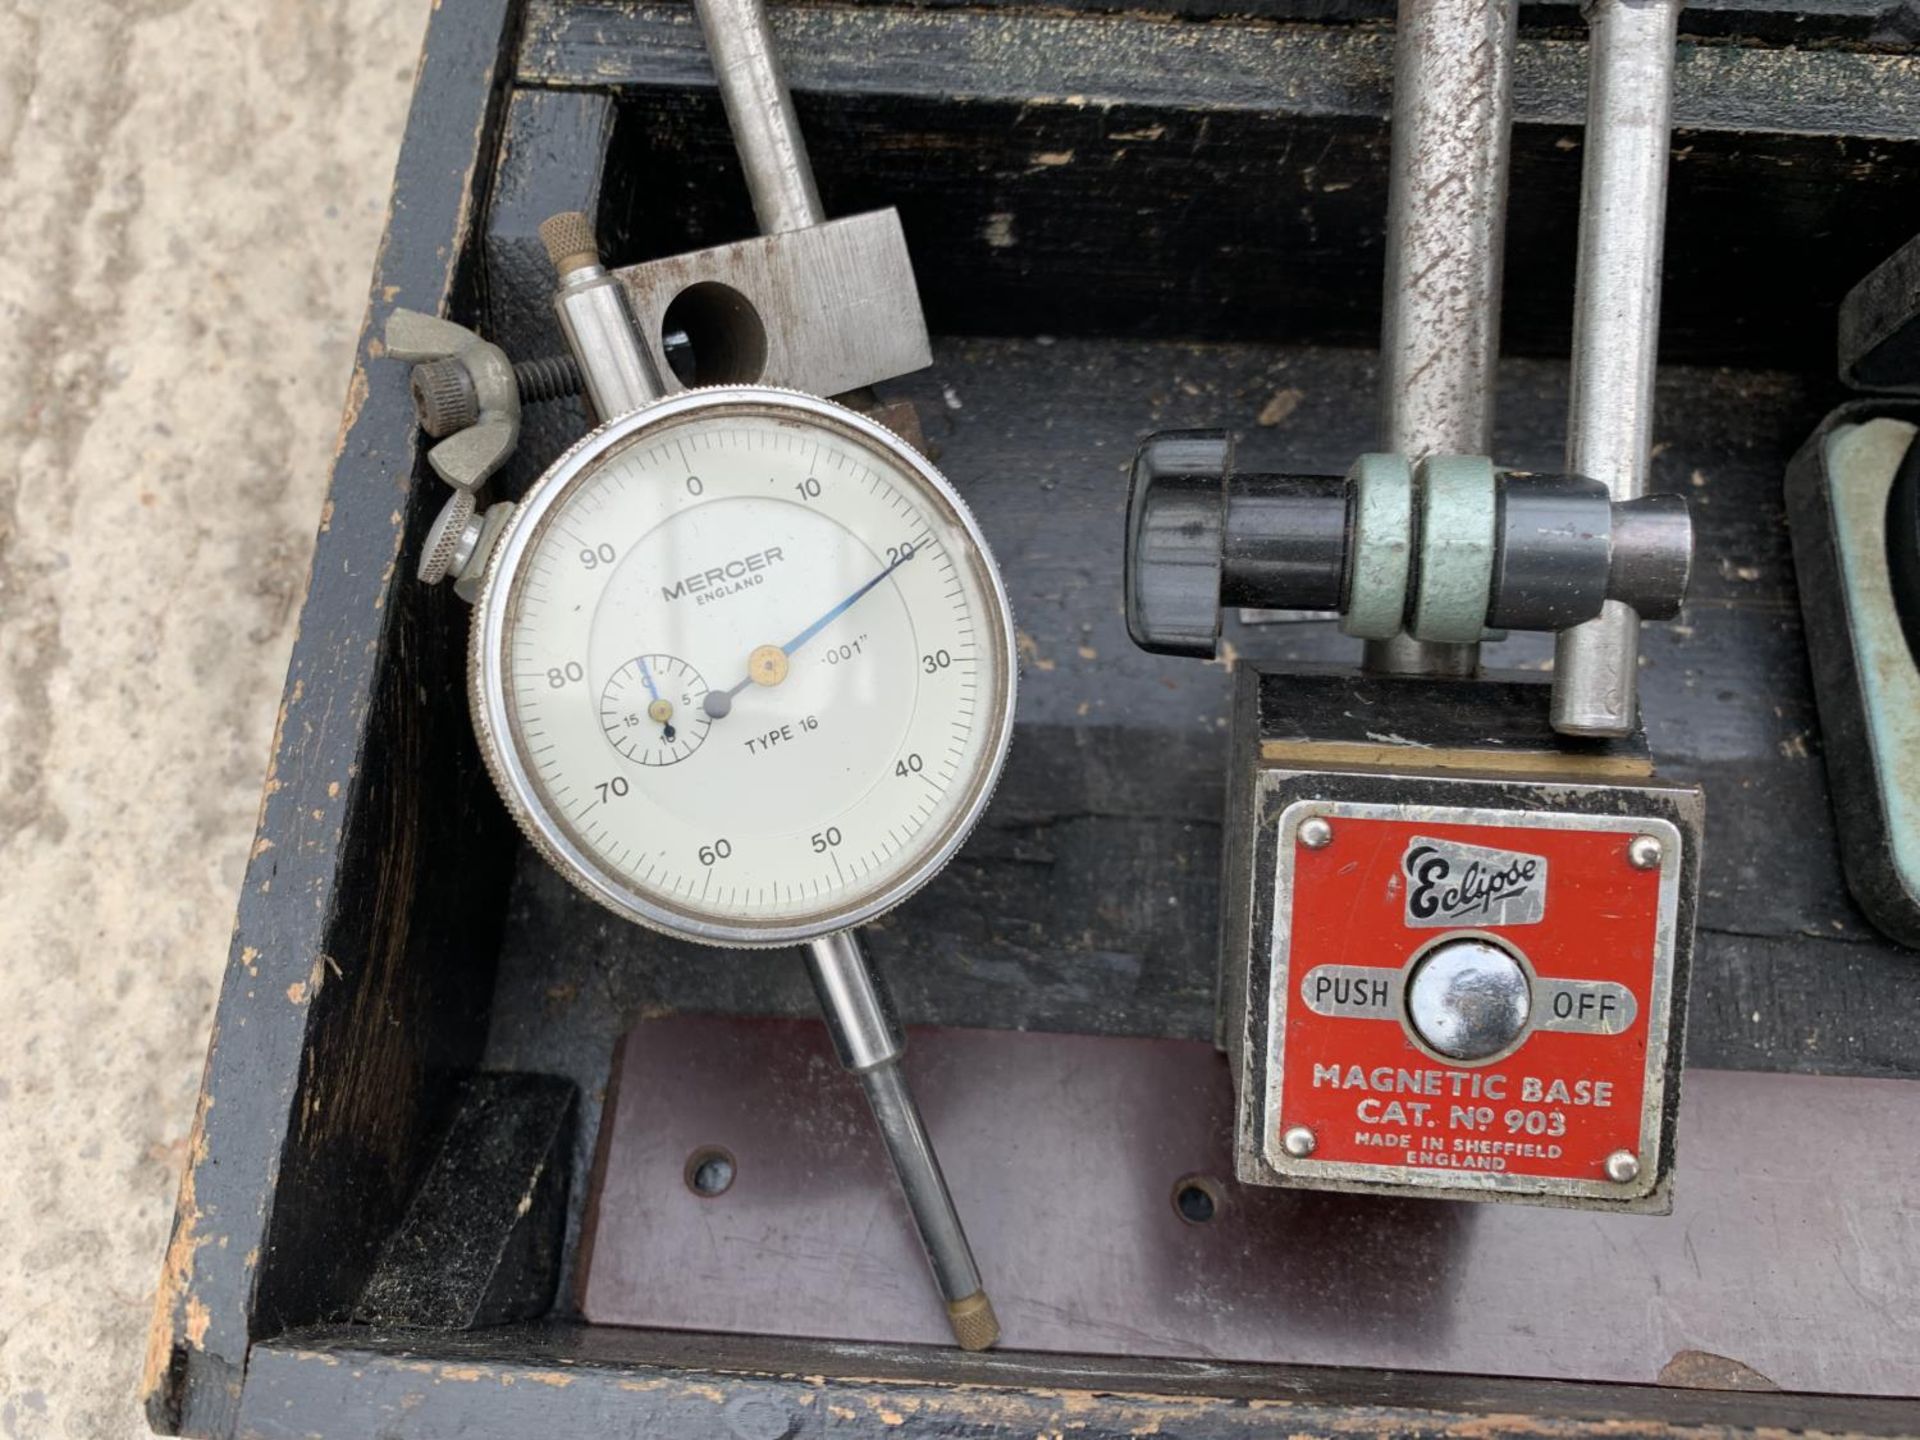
473, 388, 1015, 946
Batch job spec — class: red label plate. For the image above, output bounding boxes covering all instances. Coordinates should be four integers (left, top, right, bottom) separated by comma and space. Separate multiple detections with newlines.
1266, 802, 1678, 1200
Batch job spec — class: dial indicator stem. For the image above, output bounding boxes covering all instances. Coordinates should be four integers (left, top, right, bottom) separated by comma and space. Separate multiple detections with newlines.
805, 931, 999, 1351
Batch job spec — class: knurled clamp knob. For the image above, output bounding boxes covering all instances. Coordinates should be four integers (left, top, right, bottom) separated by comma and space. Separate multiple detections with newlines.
419, 490, 480, 587
409, 358, 480, 438
1125, 431, 1232, 658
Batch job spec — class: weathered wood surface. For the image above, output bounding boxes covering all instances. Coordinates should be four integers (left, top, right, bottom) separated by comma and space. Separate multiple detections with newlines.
142, 1, 526, 1434
232, 1325, 1920, 1438
522, 0, 1920, 134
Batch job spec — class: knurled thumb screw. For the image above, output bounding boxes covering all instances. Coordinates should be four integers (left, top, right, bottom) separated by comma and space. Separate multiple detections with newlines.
409, 353, 584, 438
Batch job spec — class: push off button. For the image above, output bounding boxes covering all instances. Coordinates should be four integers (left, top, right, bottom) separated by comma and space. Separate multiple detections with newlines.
1405, 937, 1531, 1061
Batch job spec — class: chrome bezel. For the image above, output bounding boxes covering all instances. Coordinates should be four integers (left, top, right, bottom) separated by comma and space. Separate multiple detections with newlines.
469, 385, 1018, 948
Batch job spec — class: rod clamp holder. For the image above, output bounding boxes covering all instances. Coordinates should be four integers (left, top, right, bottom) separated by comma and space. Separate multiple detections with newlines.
1125, 431, 1694, 659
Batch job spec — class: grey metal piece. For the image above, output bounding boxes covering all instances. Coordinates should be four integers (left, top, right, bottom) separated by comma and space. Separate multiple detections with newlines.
452, 502, 514, 606
1340, 453, 1415, 641
1370, 0, 1518, 677
1404, 936, 1533, 1062
1281, 1125, 1317, 1158
1125, 430, 1231, 658
418, 490, 480, 587
693, 0, 825, 236
1551, 0, 1682, 738
541, 211, 667, 422
420, 492, 517, 602
1299, 959, 1636, 1039
805, 932, 995, 1348
1410, 455, 1499, 643
1402, 833, 1548, 928
384, 307, 522, 491
1605, 1149, 1642, 1184
1489, 473, 1613, 631
1297, 816, 1333, 850
613, 212, 931, 399
659, 0, 930, 399
1627, 833, 1664, 871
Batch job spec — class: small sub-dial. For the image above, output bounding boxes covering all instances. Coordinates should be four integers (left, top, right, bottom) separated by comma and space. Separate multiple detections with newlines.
599, 654, 712, 766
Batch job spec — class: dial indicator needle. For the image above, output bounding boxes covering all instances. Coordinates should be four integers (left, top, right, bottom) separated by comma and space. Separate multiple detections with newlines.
636, 654, 676, 741
704, 545, 915, 718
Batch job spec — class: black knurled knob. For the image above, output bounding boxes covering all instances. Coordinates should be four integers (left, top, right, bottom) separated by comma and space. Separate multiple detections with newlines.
1125, 431, 1232, 658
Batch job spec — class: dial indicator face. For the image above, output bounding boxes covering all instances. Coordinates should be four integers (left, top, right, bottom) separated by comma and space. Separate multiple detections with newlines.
474, 389, 1015, 945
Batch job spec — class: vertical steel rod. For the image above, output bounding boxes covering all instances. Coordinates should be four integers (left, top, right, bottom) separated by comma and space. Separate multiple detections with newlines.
1367, 0, 1518, 679
693, 0, 826, 235
691, 0, 992, 1348
540, 212, 667, 421
805, 932, 999, 1350
1551, 0, 1682, 736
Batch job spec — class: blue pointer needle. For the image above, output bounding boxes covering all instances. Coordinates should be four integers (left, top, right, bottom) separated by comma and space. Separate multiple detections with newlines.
703, 545, 916, 719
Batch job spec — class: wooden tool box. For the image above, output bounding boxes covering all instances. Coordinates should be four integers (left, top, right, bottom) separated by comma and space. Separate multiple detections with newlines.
147, 0, 1920, 1434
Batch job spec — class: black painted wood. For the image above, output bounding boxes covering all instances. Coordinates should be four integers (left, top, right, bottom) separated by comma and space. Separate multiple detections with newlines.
527, 2, 1920, 370
143, 1, 526, 1434
233, 1325, 1920, 1439
483, 87, 615, 498
543, 0, 1903, 40
157, 0, 1920, 1433
355, 1073, 576, 1330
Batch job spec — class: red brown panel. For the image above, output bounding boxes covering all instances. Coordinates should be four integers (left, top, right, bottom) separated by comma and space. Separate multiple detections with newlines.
579, 1017, 1920, 1395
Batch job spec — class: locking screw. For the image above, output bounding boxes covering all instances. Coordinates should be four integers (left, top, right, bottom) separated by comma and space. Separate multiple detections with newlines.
408, 353, 584, 438
514, 353, 583, 405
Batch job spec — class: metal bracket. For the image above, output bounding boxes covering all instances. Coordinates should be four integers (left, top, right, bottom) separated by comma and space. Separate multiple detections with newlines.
611, 209, 932, 398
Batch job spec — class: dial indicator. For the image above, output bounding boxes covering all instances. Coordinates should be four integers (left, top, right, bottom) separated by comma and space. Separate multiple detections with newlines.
471, 387, 1015, 946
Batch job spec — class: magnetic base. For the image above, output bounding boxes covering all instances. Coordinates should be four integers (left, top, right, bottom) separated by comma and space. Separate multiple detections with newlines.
579, 1016, 1920, 1396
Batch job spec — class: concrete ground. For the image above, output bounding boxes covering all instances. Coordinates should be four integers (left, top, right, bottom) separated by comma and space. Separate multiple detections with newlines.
0, 2, 431, 1433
